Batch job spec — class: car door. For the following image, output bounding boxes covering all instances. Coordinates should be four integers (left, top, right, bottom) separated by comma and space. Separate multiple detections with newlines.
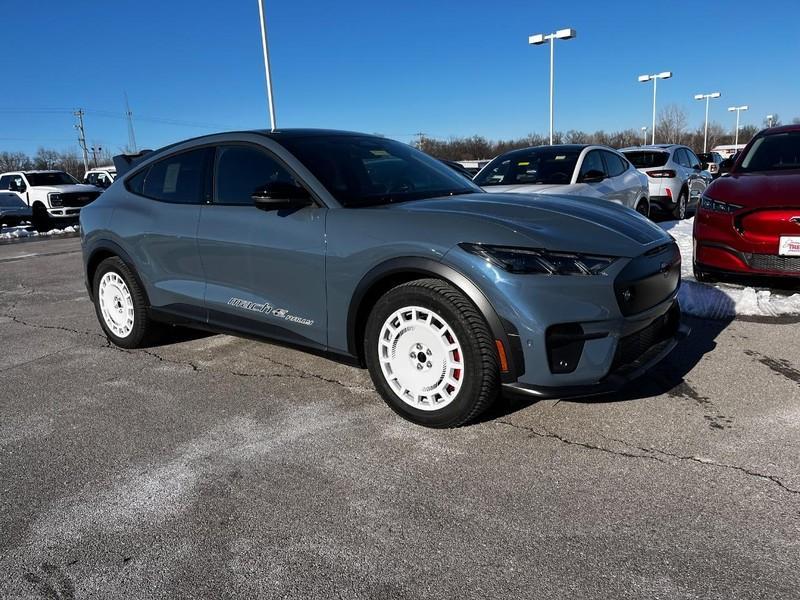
574, 150, 614, 200
5, 174, 28, 205
117, 147, 211, 315
600, 150, 638, 208
196, 143, 328, 349
684, 148, 710, 201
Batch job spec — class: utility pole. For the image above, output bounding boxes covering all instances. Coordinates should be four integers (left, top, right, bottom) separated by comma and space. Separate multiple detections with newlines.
74, 109, 89, 174
124, 92, 138, 153
90, 146, 102, 168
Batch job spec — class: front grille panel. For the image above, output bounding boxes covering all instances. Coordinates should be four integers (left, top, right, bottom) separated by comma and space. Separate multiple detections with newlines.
614, 242, 681, 316
748, 254, 800, 273
59, 192, 100, 208
611, 304, 679, 371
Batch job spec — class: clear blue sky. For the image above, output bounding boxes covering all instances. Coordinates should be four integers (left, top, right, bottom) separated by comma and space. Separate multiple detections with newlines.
2, 0, 798, 155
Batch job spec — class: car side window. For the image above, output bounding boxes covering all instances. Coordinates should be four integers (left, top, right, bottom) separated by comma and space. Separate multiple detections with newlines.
578, 150, 606, 181
214, 145, 304, 206
674, 149, 691, 167
11, 175, 26, 192
0, 175, 9, 190
140, 148, 211, 204
602, 151, 627, 177
685, 149, 701, 168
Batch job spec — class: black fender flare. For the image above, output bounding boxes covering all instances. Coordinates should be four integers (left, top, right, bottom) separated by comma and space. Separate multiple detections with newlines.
84, 239, 149, 304
346, 257, 523, 381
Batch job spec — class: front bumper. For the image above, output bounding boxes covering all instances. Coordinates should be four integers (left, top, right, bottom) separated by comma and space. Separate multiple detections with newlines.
503, 318, 689, 400
47, 207, 81, 218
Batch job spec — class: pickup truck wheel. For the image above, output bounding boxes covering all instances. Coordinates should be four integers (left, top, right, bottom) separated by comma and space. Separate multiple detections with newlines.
364, 278, 499, 427
32, 203, 50, 231
93, 257, 161, 348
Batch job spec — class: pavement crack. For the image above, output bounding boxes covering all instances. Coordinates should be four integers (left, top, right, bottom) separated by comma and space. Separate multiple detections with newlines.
498, 420, 799, 497
1, 312, 106, 341
0, 344, 82, 373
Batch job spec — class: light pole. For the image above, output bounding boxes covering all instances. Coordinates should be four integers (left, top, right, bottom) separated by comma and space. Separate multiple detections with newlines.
728, 105, 748, 146
766, 114, 774, 128
638, 71, 672, 144
257, 0, 277, 131
641, 126, 647, 145
529, 28, 577, 145
694, 91, 721, 153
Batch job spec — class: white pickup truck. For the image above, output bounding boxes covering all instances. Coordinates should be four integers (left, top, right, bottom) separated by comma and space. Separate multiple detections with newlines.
0, 170, 102, 227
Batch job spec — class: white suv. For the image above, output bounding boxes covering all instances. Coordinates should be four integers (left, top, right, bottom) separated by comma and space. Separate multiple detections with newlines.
83, 166, 116, 189
0, 170, 102, 227
620, 145, 712, 219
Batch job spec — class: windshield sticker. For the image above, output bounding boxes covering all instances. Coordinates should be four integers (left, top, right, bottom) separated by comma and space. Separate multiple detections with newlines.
370, 149, 390, 157
227, 297, 314, 326
163, 164, 180, 193
555, 155, 567, 160
517, 161, 530, 166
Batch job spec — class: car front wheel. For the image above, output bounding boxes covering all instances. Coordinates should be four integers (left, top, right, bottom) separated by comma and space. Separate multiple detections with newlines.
672, 190, 688, 220
364, 278, 499, 427
93, 257, 161, 348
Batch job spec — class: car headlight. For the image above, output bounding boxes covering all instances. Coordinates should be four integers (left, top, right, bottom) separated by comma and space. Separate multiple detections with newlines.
460, 243, 617, 276
700, 194, 742, 214
49, 192, 63, 207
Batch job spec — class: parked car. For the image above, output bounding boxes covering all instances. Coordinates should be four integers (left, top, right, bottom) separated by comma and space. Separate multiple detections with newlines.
697, 151, 725, 178
84, 166, 116, 189
80, 129, 686, 427
474, 145, 651, 216
621, 145, 712, 219
0, 191, 32, 227
718, 152, 740, 177
711, 144, 746, 159
694, 124, 800, 282
438, 158, 475, 180
0, 170, 101, 227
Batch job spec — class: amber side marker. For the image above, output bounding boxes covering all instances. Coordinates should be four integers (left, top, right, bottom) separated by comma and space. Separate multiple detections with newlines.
495, 340, 510, 373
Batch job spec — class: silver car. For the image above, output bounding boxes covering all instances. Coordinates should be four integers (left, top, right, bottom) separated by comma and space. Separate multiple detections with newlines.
621, 144, 713, 219
474, 144, 651, 217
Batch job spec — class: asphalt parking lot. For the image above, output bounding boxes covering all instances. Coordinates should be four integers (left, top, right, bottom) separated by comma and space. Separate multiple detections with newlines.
1, 237, 799, 599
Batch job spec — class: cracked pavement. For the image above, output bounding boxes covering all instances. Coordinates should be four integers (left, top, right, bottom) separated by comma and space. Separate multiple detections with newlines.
1, 237, 799, 599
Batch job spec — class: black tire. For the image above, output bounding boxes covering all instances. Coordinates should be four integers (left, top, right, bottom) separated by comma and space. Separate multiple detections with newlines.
672, 189, 688, 220
32, 203, 51, 231
2, 218, 20, 228
92, 256, 161, 348
635, 199, 650, 218
364, 278, 499, 428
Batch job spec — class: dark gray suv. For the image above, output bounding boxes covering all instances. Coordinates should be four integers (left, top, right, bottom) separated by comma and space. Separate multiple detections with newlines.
81, 130, 686, 427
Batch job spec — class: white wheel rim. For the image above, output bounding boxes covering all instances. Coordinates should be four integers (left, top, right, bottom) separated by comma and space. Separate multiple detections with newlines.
378, 305, 465, 411
98, 271, 135, 338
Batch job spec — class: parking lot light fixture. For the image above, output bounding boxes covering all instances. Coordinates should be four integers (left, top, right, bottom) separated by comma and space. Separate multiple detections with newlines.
641, 126, 647, 145
695, 91, 722, 152
529, 27, 577, 145
638, 71, 672, 144
728, 105, 749, 146
766, 114, 774, 127
257, 0, 277, 131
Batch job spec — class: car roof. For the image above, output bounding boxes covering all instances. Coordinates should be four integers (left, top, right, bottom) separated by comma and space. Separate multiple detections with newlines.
619, 145, 675, 152
761, 124, 800, 134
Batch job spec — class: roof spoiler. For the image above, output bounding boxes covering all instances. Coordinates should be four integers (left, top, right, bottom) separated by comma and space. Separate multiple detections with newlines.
112, 150, 153, 178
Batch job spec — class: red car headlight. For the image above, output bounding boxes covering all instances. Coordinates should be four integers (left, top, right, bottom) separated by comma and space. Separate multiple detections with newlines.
699, 194, 743, 214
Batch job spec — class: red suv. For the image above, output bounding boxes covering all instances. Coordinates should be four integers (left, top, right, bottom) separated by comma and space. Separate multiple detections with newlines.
693, 125, 800, 281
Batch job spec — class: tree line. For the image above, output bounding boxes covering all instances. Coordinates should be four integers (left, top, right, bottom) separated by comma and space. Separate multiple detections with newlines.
420, 106, 795, 161
0, 147, 114, 179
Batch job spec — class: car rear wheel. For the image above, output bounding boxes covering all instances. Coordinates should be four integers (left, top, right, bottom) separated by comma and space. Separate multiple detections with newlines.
672, 190, 687, 220
635, 199, 650, 218
364, 278, 499, 427
93, 257, 161, 348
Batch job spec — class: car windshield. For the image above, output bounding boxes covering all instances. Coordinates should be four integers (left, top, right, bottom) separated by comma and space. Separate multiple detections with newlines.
622, 151, 669, 168
738, 131, 800, 173
25, 172, 79, 186
278, 135, 480, 207
697, 153, 716, 163
474, 148, 579, 186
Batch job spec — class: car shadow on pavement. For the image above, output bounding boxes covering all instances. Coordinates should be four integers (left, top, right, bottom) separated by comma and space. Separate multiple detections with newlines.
485, 295, 736, 421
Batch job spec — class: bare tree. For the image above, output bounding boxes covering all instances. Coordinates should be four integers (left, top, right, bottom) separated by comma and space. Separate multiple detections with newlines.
0, 151, 32, 172
656, 104, 688, 144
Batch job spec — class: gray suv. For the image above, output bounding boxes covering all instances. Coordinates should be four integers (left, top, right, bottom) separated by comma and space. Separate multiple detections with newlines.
81, 130, 686, 427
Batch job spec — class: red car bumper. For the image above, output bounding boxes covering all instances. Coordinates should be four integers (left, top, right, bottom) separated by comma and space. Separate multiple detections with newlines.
693, 207, 800, 278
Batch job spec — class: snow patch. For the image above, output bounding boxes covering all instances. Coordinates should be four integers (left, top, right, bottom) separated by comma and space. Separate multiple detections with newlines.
660, 218, 800, 319
0, 224, 79, 241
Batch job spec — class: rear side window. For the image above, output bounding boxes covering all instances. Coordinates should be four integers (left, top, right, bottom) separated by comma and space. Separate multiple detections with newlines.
578, 150, 606, 180
623, 151, 669, 168
133, 148, 211, 204
602, 151, 628, 177
673, 149, 691, 167
214, 145, 303, 205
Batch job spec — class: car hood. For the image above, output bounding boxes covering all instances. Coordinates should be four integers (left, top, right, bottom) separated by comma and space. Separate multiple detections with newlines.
708, 170, 800, 207
385, 192, 669, 257
481, 184, 567, 194
32, 184, 101, 194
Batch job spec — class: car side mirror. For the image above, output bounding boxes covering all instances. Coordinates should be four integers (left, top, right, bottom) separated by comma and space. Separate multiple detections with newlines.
8, 181, 19, 192
252, 182, 312, 211
581, 170, 605, 183
692, 164, 702, 171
